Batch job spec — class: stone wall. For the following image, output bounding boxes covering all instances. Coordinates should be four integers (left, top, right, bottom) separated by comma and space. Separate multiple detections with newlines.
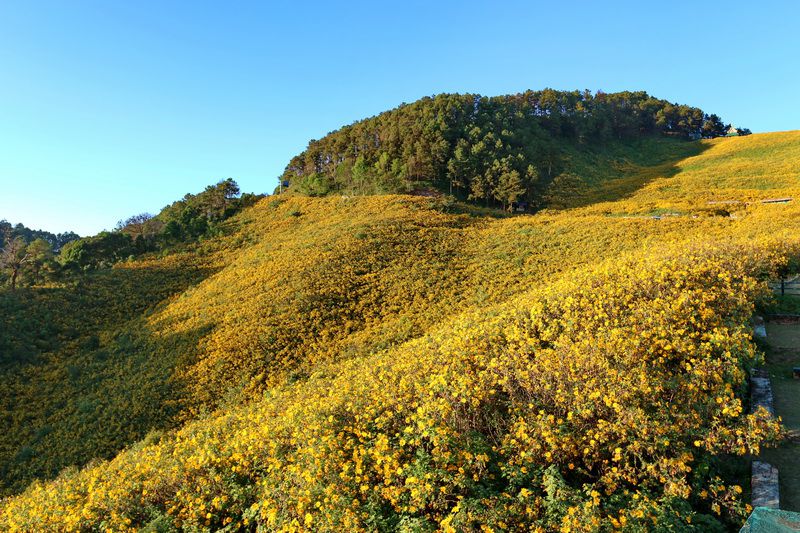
751, 461, 780, 509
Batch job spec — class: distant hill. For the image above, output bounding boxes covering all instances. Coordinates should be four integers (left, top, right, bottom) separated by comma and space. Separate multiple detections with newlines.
1, 116, 799, 530
280, 89, 742, 209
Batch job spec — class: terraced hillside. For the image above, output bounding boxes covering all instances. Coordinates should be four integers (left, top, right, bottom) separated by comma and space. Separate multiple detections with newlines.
1, 131, 799, 531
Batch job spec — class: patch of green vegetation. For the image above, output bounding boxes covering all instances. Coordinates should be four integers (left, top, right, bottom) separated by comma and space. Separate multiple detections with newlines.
763, 294, 800, 315
760, 323, 800, 512
0, 249, 225, 495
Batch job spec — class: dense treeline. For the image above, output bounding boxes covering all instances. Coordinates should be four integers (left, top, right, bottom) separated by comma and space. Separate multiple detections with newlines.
0, 220, 79, 252
0, 179, 260, 286
0, 222, 78, 288
154, 178, 262, 243
57, 179, 261, 271
0, 230, 59, 290
282, 89, 746, 208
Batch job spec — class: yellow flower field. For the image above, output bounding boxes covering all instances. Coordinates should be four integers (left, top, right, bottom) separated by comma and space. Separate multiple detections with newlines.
2, 131, 800, 531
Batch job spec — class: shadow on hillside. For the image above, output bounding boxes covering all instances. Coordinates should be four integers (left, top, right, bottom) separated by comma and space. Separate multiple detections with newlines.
0, 261, 221, 496
539, 139, 714, 211
448, 202, 516, 220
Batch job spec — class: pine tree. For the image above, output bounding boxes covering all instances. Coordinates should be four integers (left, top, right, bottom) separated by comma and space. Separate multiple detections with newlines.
494, 170, 526, 211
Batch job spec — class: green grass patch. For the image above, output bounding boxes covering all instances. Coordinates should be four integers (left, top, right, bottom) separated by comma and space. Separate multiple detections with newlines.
763, 295, 800, 315
760, 323, 800, 512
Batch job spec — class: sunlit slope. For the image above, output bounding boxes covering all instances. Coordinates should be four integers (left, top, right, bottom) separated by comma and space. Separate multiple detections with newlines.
667, 131, 800, 197
146, 171, 800, 422
2, 131, 800, 529
151, 195, 477, 413
569, 130, 800, 214
154, 129, 800, 418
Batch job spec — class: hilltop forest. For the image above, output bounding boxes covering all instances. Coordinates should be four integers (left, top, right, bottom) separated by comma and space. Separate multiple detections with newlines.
0, 90, 797, 532
282, 90, 747, 208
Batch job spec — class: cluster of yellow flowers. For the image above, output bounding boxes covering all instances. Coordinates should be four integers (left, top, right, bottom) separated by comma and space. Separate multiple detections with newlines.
2, 131, 800, 530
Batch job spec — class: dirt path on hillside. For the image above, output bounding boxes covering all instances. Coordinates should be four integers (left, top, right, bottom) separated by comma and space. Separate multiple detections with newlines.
759, 323, 800, 511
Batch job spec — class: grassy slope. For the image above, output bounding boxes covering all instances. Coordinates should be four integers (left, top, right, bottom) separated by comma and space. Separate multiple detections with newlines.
575, 131, 800, 214
1, 131, 799, 529
0, 247, 230, 494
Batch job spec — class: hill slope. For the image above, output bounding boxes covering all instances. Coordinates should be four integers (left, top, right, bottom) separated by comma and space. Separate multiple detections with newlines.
1, 131, 800, 531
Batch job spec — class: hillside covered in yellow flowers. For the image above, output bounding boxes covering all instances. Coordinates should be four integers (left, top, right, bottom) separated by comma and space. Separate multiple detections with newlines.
2, 130, 800, 531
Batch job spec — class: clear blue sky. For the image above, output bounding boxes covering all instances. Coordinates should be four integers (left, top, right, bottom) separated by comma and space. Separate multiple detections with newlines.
0, 0, 798, 235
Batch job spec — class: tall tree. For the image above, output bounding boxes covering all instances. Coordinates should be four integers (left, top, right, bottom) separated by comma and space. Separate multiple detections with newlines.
494, 169, 526, 211
352, 156, 371, 194
25, 238, 54, 285
200, 179, 241, 220
0, 230, 30, 290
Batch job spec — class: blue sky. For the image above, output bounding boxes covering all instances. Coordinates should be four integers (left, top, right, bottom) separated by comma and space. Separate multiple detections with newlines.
0, 0, 798, 235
